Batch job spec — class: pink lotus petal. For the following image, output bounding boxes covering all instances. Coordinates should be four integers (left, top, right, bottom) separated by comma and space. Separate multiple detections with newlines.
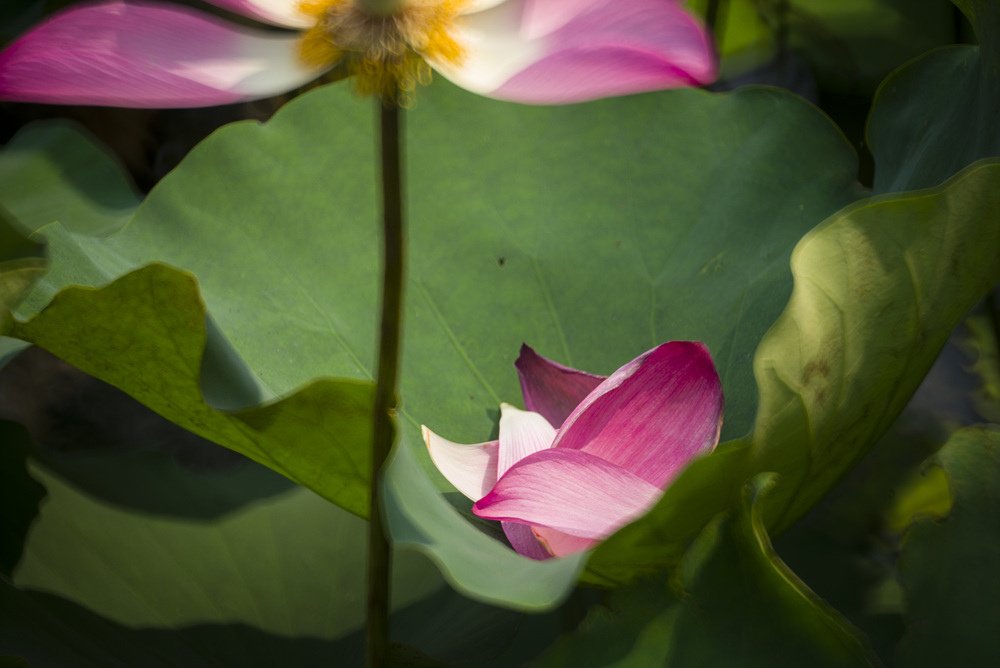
515, 344, 604, 428
203, 0, 312, 28
502, 521, 550, 560
519, 0, 606, 39
497, 402, 556, 475
0, 1, 324, 108
552, 341, 723, 488
435, 0, 716, 104
422, 426, 499, 501
532, 526, 596, 558
473, 448, 662, 540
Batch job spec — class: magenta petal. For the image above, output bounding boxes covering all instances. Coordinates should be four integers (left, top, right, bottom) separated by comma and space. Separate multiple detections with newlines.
519, 0, 606, 39
473, 448, 662, 540
515, 344, 605, 428
0, 1, 322, 108
502, 521, 550, 560
552, 341, 723, 489
494, 0, 717, 104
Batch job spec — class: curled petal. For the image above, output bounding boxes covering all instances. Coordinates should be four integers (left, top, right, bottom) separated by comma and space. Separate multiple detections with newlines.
532, 527, 596, 558
552, 341, 723, 489
432, 0, 716, 104
498, 402, 556, 476
0, 1, 325, 108
473, 448, 662, 540
422, 426, 498, 501
502, 521, 550, 560
203, 0, 312, 28
515, 344, 604, 428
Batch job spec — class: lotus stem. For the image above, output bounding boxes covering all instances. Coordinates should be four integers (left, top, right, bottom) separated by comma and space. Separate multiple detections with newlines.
366, 95, 404, 668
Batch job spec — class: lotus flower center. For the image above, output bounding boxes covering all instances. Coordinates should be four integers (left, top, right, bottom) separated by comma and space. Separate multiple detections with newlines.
297, 0, 466, 99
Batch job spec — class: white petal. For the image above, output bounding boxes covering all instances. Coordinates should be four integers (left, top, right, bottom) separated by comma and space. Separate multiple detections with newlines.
498, 402, 556, 476
428, 0, 543, 95
460, 0, 511, 14
203, 0, 313, 29
422, 425, 499, 501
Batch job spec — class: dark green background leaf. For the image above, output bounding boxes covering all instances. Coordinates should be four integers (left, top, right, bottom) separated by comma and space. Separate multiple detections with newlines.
0, 420, 44, 578
896, 425, 1000, 667
869, 0, 999, 191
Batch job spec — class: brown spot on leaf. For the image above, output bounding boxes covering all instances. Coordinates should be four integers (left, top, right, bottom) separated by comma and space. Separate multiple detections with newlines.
802, 359, 831, 384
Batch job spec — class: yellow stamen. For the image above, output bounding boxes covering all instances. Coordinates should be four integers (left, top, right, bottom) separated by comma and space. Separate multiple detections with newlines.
296, 0, 467, 101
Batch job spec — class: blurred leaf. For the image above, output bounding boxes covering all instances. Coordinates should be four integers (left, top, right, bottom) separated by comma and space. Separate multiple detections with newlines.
0, 207, 44, 331
686, 0, 777, 76
960, 311, 1000, 422
1, 450, 560, 667
787, 0, 955, 94
1, 80, 864, 607
0, 121, 139, 236
896, 425, 1000, 667
537, 476, 879, 667
0, 0, 44, 44
0, 420, 44, 578
687, 0, 955, 91
883, 464, 952, 534
869, 0, 999, 192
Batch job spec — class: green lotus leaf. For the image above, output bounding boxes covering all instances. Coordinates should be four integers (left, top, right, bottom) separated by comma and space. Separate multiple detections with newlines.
869, 0, 1000, 191
787, 0, 954, 94
0, 121, 138, 237
537, 475, 879, 667
589, 159, 1000, 582
0, 420, 44, 578
896, 425, 1000, 667
686, 0, 954, 91
960, 312, 1000, 422
8, 263, 375, 517
0, 206, 44, 331
1, 79, 864, 607
1, 449, 557, 666
749, 160, 1000, 533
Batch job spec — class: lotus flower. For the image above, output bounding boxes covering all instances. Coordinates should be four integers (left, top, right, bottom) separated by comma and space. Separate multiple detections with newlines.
423, 341, 723, 559
0, 0, 717, 107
